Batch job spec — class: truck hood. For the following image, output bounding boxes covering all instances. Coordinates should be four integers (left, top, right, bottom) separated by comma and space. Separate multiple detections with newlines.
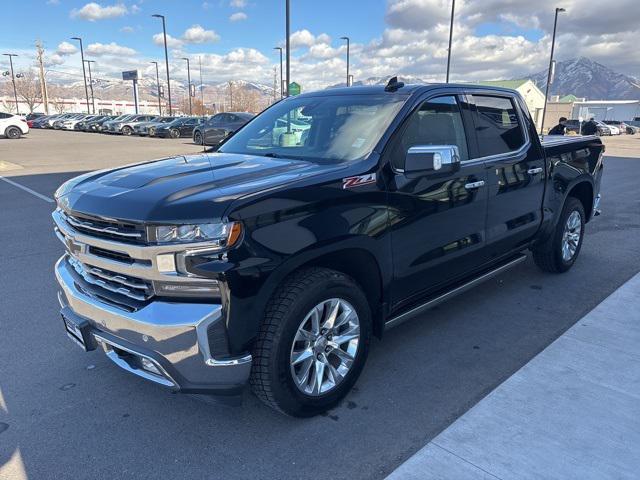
56, 152, 346, 223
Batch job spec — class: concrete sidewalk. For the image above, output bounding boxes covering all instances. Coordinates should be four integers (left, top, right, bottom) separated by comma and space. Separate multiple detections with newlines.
388, 272, 640, 480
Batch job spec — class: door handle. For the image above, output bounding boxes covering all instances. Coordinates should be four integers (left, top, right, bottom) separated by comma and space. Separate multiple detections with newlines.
464, 180, 485, 190
527, 167, 543, 175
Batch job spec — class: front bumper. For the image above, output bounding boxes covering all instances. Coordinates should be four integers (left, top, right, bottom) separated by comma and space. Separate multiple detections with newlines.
55, 256, 252, 394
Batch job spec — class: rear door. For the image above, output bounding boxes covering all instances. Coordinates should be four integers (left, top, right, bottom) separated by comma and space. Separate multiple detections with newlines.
466, 92, 545, 258
387, 93, 489, 310
204, 114, 228, 144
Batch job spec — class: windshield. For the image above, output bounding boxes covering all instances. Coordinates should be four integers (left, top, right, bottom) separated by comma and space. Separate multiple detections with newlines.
218, 94, 407, 162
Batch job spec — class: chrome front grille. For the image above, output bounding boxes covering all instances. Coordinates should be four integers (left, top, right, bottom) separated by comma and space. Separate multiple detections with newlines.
68, 256, 153, 302
60, 210, 146, 244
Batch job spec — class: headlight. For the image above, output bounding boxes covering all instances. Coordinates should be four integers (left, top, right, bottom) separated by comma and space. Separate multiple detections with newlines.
152, 222, 243, 248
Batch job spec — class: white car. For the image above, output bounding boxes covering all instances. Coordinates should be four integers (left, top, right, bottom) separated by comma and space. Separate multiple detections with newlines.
0, 112, 29, 139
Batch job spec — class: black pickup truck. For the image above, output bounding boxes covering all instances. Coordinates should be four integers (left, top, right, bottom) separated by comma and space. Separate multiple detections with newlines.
53, 79, 604, 416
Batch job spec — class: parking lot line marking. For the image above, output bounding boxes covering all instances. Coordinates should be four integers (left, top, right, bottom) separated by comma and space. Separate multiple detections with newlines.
0, 160, 23, 171
0, 175, 54, 203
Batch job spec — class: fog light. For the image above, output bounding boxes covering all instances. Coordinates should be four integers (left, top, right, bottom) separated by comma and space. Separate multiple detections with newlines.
140, 357, 161, 375
156, 254, 176, 273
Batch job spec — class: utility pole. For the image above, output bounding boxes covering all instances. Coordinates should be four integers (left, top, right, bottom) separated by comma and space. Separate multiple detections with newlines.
150, 61, 162, 115
273, 47, 283, 98
181, 57, 192, 115
340, 37, 350, 86
229, 81, 233, 110
3, 53, 20, 115
285, 0, 290, 96
540, 7, 566, 136
152, 14, 172, 115
273, 66, 278, 103
71, 37, 90, 114
36, 41, 50, 114
85, 60, 96, 113
446, 0, 455, 83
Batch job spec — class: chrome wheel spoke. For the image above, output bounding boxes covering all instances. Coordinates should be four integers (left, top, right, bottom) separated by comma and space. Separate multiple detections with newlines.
291, 347, 314, 366
322, 299, 341, 330
332, 324, 360, 345
311, 359, 326, 395
330, 346, 354, 365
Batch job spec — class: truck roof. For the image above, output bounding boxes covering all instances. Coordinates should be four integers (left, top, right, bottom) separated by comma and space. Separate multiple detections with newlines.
298, 83, 521, 98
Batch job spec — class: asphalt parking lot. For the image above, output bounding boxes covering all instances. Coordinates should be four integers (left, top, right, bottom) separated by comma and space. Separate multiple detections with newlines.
1, 131, 639, 479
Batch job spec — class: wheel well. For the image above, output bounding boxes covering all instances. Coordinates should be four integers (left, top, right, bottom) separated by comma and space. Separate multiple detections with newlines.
299, 249, 384, 338
567, 181, 593, 221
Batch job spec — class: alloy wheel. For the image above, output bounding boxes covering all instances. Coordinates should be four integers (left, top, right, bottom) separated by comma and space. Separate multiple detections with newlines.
562, 210, 582, 262
289, 298, 360, 396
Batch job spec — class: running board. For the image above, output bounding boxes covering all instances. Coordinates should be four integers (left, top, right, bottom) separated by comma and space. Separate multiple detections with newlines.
385, 254, 527, 330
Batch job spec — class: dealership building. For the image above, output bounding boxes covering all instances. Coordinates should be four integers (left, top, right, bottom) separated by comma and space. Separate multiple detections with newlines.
571, 100, 640, 122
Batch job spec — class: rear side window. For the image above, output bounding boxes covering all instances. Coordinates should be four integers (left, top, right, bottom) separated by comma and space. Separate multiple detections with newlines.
471, 95, 525, 157
0, 112, 12, 119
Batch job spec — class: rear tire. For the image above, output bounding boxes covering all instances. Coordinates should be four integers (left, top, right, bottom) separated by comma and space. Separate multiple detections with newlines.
250, 267, 371, 417
122, 126, 133, 136
5, 126, 21, 139
170, 128, 180, 139
532, 197, 585, 273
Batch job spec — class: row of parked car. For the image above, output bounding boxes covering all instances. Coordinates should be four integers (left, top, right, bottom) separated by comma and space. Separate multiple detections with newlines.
564, 119, 639, 136
28, 111, 255, 145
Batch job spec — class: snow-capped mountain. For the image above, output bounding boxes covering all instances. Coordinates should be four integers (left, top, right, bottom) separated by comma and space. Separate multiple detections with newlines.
530, 57, 640, 100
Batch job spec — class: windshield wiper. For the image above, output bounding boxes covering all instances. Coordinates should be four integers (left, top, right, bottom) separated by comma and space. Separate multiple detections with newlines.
262, 152, 284, 158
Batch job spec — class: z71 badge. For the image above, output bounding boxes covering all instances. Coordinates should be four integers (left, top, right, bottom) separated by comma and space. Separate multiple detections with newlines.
342, 173, 377, 189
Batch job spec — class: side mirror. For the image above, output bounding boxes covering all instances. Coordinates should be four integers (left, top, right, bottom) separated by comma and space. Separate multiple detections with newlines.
404, 145, 461, 178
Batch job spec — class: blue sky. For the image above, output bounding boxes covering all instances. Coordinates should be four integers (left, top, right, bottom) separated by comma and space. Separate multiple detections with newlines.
2, 1, 637, 91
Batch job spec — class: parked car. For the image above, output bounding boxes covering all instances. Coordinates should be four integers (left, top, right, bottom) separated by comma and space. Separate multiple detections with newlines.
100, 114, 134, 133
133, 116, 176, 136
192, 112, 254, 146
603, 120, 636, 134
151, 116, 204, 138
45, 113, 76, 128
26, 112, 45, 121
54, 114, 86, 130
597, 121, 619, 135
52, 82, 604, 416
30, 115, 54, 128
0, 112, 29, 139
60, 115, 97, 131
117, 115, 158, 135
86, 116, 116, 132
76, 115, 107, 131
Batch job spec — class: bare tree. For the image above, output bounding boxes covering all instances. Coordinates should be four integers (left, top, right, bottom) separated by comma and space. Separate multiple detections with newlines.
15, 69, 42, 113
179, 97, 213, 116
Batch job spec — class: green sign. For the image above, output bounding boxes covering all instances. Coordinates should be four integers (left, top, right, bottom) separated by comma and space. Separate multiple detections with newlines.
288, 82, 301, 96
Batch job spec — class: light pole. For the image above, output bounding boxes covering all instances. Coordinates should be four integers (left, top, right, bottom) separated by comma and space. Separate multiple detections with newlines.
150, 61, 162, 116
84, 60, 96, 114
446, 0, 455, 83
181, 57, 192, 115
540, 7, 566, 136
2, 53, 20, 114
340, 37, 350, 86
152, 14, 172, 115
285, 0, 290, 96
273, 47, 283, 98
71, 37, 90, 113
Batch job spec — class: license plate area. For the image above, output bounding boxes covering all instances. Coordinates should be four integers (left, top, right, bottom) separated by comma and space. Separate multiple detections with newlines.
61, 309, 96, 352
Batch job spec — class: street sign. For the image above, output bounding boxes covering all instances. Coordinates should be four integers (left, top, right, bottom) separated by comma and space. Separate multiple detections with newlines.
288, 82, 301, 96
122, 70, 139, 81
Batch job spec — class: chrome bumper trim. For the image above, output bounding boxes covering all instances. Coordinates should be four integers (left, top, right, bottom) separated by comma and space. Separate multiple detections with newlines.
56, 256, 252, 388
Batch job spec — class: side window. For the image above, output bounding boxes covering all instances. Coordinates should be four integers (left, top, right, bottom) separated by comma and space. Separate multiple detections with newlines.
392, 95, 469, 169
0, 112, 11, 119
471, 95, 525, 157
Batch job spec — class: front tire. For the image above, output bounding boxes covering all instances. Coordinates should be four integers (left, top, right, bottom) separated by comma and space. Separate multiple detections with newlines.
532, 197, 585, 273
5, 126, 21, 139
194, 131, 203, 145
250, 267, 371, 417
122, 126, 133, 136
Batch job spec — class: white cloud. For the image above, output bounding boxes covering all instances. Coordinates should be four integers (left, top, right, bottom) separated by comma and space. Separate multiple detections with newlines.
131, 4, 141, 14
86, 42, 136, 57
289, 30, 332, 49
120, 26, 134, 33
182, 25, 220, 44
153, 33, 184, 49
229, 12, 248, 22
56, 41, 78, 56
46, 0, 60, 5
70, 2, 128, 21
230, 0, 247, 7
48, 54, 65, 66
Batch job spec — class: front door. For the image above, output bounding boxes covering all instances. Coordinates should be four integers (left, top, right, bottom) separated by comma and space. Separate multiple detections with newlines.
387, 94, 488, 311
466, 93, 545, 257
